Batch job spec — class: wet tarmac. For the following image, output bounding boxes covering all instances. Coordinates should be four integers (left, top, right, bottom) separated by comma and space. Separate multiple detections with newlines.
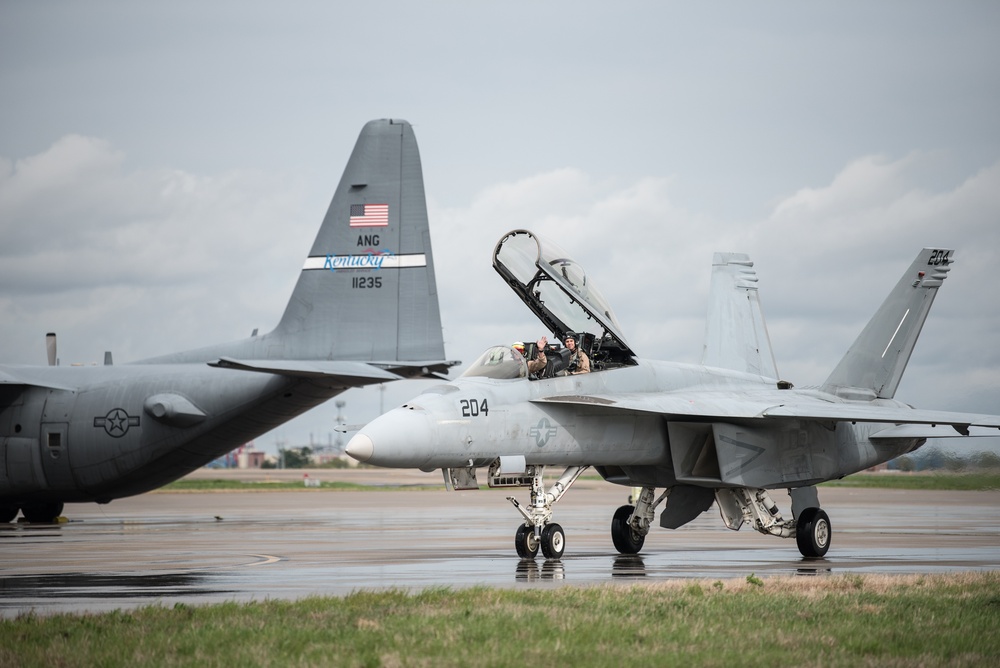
2, 470, 999, 617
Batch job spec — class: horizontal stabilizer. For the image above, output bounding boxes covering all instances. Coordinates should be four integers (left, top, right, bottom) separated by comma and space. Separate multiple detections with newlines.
210, 357, 459, 383
210, 358, 403, 385
370, 360, 461, 380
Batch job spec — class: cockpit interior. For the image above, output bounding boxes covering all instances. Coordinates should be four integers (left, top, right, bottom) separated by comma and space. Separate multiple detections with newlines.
484, 229, 639, 381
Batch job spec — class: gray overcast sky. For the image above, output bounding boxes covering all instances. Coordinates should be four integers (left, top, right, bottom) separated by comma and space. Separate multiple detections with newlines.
2, 2, 998, 454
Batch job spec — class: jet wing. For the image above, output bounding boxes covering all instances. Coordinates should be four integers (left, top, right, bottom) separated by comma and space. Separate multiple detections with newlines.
534, 392, 1000, 435
761, 403, 1000, 434
534, 392, 776, 419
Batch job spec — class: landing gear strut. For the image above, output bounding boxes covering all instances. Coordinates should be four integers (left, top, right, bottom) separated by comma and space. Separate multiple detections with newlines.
716, 486, 832, 558
504, 464, 586, 559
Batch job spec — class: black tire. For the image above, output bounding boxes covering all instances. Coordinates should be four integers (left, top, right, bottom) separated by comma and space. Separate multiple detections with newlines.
540, 523, 565, 559
611, 504, 645, 555
515, 523, 539, 559
0, 503, 19, 523
20, 502, 63, 524
796, 507, 831, 558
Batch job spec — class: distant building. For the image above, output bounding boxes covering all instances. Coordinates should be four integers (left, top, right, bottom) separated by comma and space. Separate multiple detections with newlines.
236, 443, 267, 469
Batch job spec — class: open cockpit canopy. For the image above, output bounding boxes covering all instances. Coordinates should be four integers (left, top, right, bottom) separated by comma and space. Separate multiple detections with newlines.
492, 229, 636, 369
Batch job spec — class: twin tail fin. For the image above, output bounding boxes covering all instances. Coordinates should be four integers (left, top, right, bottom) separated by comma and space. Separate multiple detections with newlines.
821, 249, 953, 400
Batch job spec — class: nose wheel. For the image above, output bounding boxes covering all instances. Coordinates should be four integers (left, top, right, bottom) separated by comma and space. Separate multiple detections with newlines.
540, 523, 565, 559
515, 523, 539, 558
514, 522, 565, 559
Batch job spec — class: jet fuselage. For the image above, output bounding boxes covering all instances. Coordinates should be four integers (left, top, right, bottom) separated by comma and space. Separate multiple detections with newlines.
349, 359, 923, 488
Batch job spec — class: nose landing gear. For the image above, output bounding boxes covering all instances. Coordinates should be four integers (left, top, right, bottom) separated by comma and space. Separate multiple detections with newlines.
506, 464, 586, 559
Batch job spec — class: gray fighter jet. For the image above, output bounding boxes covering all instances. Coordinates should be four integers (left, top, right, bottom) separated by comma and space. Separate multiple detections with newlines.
1, 119, 456, 523
348, 229, 1000, 559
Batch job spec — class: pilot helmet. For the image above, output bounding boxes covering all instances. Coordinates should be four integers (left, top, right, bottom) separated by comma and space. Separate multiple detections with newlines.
563, 332, 577, 344
512, 341, 525, 354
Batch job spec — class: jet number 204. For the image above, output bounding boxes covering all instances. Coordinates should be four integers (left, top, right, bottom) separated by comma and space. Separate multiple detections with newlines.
928, 250, 953, 266
460, 398, 489, 417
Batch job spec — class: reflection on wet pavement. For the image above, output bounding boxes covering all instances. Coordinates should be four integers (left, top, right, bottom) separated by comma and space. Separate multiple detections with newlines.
2, 485, 998, 617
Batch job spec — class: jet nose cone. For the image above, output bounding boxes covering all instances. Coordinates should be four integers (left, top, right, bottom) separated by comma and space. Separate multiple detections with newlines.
345, 433, 374, 463
346, 406, 435, 468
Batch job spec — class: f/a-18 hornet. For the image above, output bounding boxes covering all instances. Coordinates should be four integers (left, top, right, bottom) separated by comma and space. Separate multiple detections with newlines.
349, 229, 1000, 559
1, 119, 456, 523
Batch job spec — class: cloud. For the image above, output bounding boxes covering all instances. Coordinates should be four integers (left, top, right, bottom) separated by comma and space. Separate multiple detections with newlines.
753, 156, 1000, 401
2, 136, 997, 449
433, 151, 1000, 418
0, 135, 309, 364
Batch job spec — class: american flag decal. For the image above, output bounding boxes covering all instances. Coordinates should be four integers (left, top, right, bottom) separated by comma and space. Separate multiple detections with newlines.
349, 203, 389, 227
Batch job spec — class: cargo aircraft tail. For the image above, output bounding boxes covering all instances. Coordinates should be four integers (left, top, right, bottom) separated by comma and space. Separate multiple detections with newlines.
141, 118, 453, 381
0, 118, 456, 523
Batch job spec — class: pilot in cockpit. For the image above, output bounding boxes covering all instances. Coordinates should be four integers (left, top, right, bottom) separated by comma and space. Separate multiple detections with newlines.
514, 338, 550, 378
563, 332, 590, 375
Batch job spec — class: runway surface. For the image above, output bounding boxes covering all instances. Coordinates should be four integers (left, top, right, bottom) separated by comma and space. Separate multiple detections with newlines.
2, 469, 999, 617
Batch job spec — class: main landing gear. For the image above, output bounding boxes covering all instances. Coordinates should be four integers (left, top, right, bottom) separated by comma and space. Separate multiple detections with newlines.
503, 464, 587, 559
609, 486, 832, 559
610, 486, 665, 554
795, 506, 832, 558
495, 462, 832, 559
714, 486, 832, 558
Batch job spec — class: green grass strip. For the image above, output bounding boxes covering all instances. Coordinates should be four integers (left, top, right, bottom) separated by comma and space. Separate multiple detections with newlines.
3, 573, 999, 666
823, 472, 1000, 491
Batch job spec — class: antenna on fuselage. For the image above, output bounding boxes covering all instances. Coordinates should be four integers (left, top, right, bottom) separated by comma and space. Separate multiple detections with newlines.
46, 332, 57, 367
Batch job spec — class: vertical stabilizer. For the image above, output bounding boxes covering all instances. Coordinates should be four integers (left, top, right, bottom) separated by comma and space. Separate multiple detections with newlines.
821, 248, 953, 399
272, 119, 445, 363
136, 119, 449, 369
701, 253, 779, 379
